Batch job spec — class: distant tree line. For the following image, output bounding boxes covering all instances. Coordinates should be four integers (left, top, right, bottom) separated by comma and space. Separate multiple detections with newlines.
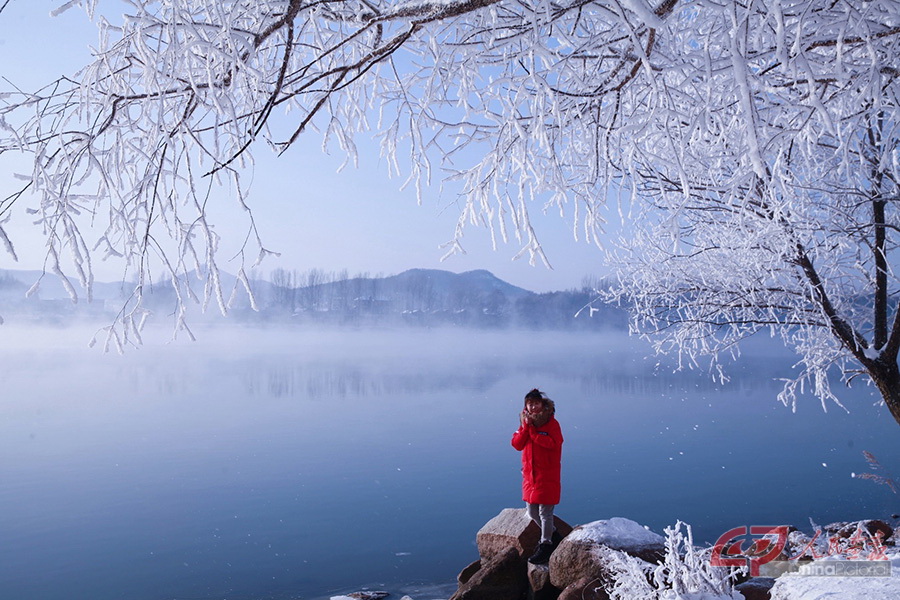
259, 268, 626, 330
0, 267, 626, 331
270, 268, 384, 315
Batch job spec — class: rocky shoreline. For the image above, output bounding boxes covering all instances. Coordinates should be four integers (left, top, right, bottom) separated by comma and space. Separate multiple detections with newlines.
333, 509, 900, 600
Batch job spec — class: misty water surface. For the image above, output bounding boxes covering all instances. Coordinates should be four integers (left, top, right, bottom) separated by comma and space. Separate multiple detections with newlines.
1, 325, 897, 600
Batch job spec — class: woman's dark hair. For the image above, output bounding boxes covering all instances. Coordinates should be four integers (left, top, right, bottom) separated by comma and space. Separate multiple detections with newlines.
524, 388, 545, 401
524, 388, 555, 414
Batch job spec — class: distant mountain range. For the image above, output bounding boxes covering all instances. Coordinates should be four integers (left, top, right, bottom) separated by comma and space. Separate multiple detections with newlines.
0, 268, 133, 302
0, 267, 627, 330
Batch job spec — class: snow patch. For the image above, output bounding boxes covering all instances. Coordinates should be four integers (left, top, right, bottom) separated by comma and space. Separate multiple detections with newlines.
769, 552, 900, 600
568, 517, 665, 549
863, 346, 882, 360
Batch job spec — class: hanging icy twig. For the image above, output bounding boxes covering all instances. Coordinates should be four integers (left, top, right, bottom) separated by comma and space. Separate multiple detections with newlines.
0, 1, 899, 428
853, 451, 899, 494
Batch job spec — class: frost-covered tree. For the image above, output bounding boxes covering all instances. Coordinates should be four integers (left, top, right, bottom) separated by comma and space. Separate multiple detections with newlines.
596, 0, 900, 428
1, 0, 900, 425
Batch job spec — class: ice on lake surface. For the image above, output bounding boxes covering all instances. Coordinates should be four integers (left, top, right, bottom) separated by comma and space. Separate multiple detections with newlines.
1, 325, 897, 600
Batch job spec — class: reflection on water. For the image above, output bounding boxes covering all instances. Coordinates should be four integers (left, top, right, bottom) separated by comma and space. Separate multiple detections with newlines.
241, 362, 510, 400
244, 357, 786, 401
0, 326, 897, 600
200, 331, 789, 402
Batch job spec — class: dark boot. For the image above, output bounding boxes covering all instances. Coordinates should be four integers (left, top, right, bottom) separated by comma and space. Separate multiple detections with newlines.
528, 542, 554, 564
551, 529, 564, 547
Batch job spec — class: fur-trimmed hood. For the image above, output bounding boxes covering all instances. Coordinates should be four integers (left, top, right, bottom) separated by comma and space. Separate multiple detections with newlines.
524, 398, 555, 427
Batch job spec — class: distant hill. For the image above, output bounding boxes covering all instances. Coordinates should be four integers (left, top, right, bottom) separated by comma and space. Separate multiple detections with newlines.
0, 269, 137, 303
0, 268, 131, 302
383, 268, 532, 299
0, 268, 276, 303
0, 267, 627, 330
262, 267, 624, 329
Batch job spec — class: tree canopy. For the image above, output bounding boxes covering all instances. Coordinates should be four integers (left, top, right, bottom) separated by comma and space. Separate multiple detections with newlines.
2, 0, 900, 425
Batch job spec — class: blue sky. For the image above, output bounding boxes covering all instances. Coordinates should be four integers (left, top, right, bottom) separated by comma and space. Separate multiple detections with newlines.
0, 1, 608, 293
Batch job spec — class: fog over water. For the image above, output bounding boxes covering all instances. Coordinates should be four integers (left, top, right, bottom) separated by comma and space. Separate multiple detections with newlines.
1, 325, 897, 600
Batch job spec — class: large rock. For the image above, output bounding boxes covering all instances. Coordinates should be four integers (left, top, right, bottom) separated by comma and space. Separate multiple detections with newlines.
735, 577, 775, 600
450, 546, 528, 600
477, 508, 573, 560
556, 575, 610, 600
527, 562, 559, 600
453, 508, 573, 600
549, 517, 665, 591
823, 519, 894, 542
458, 560, 482, 585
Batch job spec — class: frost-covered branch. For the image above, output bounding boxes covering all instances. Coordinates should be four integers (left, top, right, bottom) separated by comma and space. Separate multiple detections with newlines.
601, 0, 900, 425
0, 0, 672, 342
2, 1, 900, 429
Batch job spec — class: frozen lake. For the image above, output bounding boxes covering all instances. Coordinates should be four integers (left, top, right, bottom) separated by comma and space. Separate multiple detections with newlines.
1, 325, 897, 600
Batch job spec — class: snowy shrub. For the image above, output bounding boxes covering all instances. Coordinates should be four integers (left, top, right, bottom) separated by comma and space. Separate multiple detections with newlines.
602, 522, 742, 600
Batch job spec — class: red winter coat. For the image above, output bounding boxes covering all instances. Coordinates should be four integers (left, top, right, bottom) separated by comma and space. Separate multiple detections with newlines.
511, 416, 563, 505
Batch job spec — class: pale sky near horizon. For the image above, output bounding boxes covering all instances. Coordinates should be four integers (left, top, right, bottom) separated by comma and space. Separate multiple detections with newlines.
0, 1, 611, 293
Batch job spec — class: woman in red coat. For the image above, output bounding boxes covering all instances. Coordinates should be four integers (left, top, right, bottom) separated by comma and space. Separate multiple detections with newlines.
511, 388, 563, 564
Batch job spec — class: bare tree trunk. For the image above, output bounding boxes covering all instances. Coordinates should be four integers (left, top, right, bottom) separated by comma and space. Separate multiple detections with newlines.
867, 359, 900, 428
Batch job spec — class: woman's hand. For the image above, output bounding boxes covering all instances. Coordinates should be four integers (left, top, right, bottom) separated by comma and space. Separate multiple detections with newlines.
520, 410, 531, 427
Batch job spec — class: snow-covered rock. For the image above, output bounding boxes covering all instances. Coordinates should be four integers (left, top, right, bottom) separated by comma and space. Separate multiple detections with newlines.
734, 577, 776, 600
549, 517, 665, 591
768, 551, 900, 599
452, 513, 900, 600
566, 517, 666, 550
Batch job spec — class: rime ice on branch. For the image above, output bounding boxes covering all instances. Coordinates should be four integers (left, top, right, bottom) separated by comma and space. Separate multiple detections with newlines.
2, 1, 900, 426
